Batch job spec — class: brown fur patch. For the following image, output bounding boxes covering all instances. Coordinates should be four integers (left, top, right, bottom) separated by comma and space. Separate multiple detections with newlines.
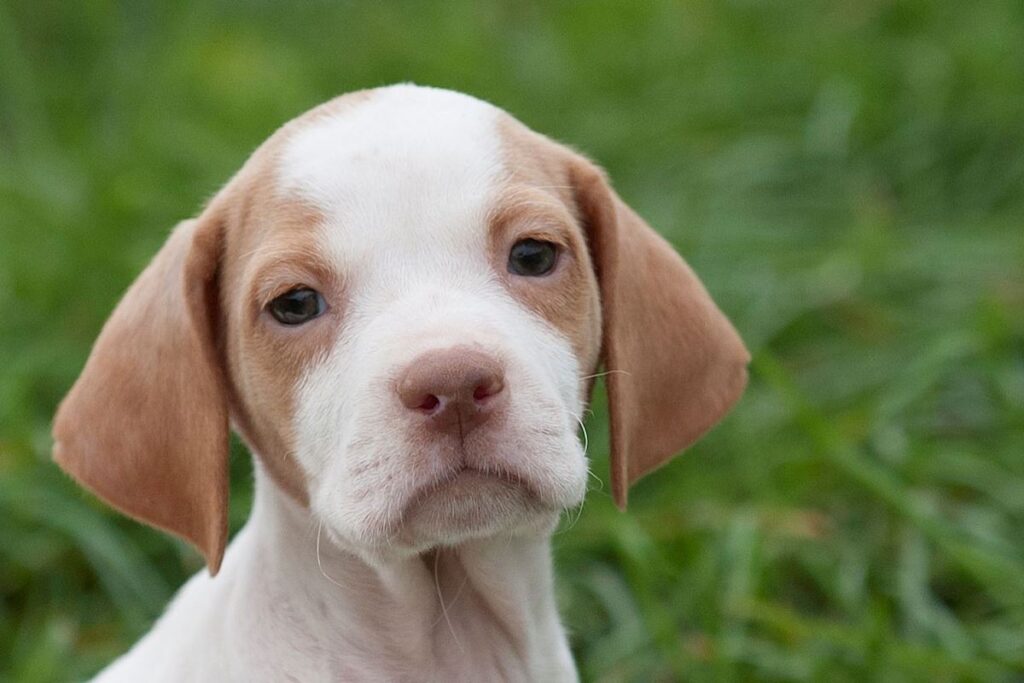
492, 117, 603, 392
204, 89, 382, 504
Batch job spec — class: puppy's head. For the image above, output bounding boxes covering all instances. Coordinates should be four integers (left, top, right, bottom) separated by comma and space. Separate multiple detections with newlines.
52, 86, 749, 572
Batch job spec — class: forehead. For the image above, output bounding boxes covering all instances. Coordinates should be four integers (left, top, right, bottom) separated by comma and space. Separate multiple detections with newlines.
274, 86, 506, 274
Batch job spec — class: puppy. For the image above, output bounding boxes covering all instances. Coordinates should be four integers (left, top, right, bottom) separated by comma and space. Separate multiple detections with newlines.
53, 84, 748, 681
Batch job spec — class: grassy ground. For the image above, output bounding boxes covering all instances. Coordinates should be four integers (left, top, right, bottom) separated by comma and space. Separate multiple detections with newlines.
2, 1, 1023, 680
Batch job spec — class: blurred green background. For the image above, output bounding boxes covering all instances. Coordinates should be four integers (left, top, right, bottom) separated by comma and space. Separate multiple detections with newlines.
2, 1, 1023, 681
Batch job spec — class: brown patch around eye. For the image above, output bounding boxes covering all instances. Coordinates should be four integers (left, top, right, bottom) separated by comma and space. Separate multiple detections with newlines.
212, 90, 383, 505
487, 186, 601, 379
493, 115, 605, 392
247, 261, 341, 351
217, 174, 344, 505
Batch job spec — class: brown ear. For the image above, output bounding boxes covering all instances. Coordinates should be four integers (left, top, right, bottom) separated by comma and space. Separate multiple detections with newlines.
52, 216, 229, 573
571, 159, 750, 508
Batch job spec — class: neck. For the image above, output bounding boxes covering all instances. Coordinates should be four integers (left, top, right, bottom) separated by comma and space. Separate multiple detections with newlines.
227, 465, 576, 681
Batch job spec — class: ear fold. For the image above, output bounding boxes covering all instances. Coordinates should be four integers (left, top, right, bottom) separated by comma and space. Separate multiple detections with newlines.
571, 159, 750, 508
52, 216, 230, 573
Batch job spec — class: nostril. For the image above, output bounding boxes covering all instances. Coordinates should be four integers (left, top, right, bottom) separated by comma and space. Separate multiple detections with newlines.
472, 377, 504, 403
416, 394, 441, 412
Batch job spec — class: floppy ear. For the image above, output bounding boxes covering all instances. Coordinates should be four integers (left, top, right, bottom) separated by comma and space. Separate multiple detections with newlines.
571, 159, 750, 508
52, 216, 230, 573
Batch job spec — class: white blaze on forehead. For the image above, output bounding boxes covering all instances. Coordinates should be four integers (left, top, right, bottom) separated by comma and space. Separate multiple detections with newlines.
277, 85, 505, 281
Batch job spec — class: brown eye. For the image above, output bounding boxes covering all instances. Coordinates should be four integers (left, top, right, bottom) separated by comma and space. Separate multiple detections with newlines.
508, 239, 558, 277
268, 288, 325, 325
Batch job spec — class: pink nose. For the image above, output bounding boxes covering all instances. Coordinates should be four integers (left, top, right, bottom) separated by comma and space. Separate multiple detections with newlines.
397, 347, 506, 436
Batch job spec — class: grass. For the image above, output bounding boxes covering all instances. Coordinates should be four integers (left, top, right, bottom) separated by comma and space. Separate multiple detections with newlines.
1, 1, 1023, 680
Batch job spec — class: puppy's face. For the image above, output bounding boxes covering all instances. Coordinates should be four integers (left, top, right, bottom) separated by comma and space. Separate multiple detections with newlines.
230, 89, 600, 556
52, 85, 749, 572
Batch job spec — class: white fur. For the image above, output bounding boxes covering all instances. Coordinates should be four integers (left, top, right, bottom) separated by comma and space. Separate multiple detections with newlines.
94, 85, 587, 681
97, 468, 576, 682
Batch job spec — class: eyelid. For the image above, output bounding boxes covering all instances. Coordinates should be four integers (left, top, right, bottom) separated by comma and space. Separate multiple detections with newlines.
246, 250, 335, 309
258, 283, 319, 310
512, 228, 570, 251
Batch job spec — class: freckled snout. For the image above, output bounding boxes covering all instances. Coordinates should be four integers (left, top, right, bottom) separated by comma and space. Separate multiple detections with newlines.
397, 347, 506, 436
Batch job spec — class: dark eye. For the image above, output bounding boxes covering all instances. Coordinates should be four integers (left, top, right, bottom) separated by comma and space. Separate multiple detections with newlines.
508, 239, 559, 277
267, 288, 325, 325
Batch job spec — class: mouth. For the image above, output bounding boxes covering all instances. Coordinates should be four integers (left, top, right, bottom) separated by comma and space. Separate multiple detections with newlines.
393, 465, 553, 546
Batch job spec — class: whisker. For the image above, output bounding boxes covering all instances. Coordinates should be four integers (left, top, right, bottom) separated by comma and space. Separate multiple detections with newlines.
575, 415, 589, 455
315, 520, 347, 590
432, 550, 464, 652
557, 500, 585, 534
431, 573, 470, 629
579, 369, 632, 382
570, 502, 584, 528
